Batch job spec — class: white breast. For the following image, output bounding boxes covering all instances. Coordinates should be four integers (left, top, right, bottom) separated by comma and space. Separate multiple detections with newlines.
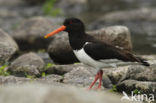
73, 48, 106, 69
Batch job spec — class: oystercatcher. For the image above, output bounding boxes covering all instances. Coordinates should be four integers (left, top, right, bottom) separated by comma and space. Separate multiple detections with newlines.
44, 18, 150, 90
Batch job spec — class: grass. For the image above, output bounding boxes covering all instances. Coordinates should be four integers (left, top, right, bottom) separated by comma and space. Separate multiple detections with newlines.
43, 0, 62, 16
38, 49, 46, 53
41, 72, 47, 77
0, 64, 10, 76
133, 89, 143, 94
110, 85, 118, 92
44, 63, 55, 70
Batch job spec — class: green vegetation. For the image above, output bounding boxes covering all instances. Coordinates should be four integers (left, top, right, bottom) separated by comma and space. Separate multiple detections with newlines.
44, 63, 55, 70
25, 74, 35, 79
110, 85, 118, 92
133, 89, 143, 94
0, 64, 10, 76
38, 49, 46, 53
43, 0, 62, 16
41, 72, 47, 77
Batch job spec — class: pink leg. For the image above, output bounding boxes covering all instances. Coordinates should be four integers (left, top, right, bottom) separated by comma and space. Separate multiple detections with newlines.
88, 72, 99, 90
97, 70, 103, 89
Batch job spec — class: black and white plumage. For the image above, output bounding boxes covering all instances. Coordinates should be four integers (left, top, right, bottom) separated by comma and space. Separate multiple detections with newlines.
45, 17, 150, 90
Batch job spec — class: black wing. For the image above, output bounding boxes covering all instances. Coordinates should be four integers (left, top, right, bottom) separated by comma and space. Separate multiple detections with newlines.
83, 42, 149, 66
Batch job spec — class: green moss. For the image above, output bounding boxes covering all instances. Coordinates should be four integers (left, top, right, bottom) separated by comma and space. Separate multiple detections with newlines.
133, 89, 143, 94
24, 73, 35, 79
110, 85, 118, 92
44, 63, 55, 70
43, 0, 62, 16
38, 49, 46, 53
0, 64, 10, 76
41, 72, 47, 77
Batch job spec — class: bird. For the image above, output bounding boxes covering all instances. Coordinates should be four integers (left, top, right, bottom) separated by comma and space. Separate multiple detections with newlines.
44, 18, 150, 90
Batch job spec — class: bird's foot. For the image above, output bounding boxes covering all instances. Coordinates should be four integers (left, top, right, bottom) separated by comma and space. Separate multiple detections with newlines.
88, 70, 103, 90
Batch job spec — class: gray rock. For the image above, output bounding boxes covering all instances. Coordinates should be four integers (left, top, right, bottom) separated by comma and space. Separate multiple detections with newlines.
0, 74, 64, 85
117, 80, 156, 94
103, 65, 153, 84
87, 0, 156, 13
88, 26, 132, 51
45, 63, 84, 75
89, 8, 156, 54
63, 64, 113, 88
48, 33, 78, 64
90, 8, 156, 34
36, 74, 63, 84
63, 65, 96, 86
0, 29, 18, 64
48, 26, 132, 64
102, 73, 113, 88
9, 52, 45, 76
55, 0, 88, 16
0, 76, 30, 85
0, 83, 136, 103
12, 16, 63, 51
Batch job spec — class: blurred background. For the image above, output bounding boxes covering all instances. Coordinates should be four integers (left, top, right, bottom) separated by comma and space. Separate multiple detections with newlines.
0, 0, 156, 54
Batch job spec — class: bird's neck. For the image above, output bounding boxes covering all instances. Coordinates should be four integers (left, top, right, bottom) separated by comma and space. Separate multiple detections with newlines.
68, 31, 86, 50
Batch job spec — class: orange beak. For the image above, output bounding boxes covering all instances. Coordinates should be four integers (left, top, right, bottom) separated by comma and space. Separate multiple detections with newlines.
44, 25, 66, 38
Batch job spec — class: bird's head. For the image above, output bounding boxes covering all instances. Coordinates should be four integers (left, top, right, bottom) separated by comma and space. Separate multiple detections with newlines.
44, 18, 85, 38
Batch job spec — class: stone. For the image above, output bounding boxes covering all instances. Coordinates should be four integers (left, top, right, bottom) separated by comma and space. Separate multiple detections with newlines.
12, 16, 63, 51
117, 80, 156, 95
37, 74, 63, 84
89, 8, 156, 54
48, 26, 132, 64
88, 26, 132, 51
55, 0, 88, 16
63, 64, 112, 88
63, 65, 96, 87
9, 52, 45, 76
48, 33, 78, 64
0, 76, 30, 85
45, 63, 84, 75
0, 29, 19, 64
0, 83, 135, 103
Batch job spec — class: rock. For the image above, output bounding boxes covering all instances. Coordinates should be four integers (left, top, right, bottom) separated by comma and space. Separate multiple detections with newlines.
89, 8, 156, 54
55, 0, 88, 16
37, 52, 53, 64
88, 26, 132, 51
102, 73, 113, 88
12, 16, 63, 51
0, 29, 18, 64
0, 76, 30, 85
0, 83, 135, 103
48, 33, 78, 64
45, 63, 84, 75
87, 0, 156, 13
63, 64, 112, 88
36, 74, 63, 84
90, 8, 156, 32
63, 64, 96, 86
129, 66, 156, 82
23, 0, 45, 5
117, 80, 156, 95
103, 66, 130, 84
48, 26, 132, 64
9, 52, 45, 76
0, 74, 64, 85
103, 64, 153, 84
0, 0, 23, 6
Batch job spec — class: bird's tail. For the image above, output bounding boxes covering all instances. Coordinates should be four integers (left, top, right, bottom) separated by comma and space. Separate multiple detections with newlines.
136, 57, 150, 66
